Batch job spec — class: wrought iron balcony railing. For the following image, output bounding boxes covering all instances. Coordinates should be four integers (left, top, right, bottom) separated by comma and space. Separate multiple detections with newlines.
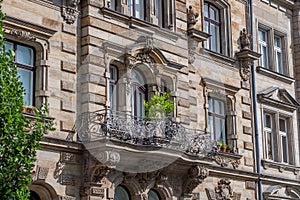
77, 109, 212, 155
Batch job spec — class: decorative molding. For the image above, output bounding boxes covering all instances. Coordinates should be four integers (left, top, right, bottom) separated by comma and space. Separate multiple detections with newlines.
256, 67, 295, 84
207, 151, 242, 169
136, 171, 161, 192
61, 174, 75, 185
58, 195, 76, 200
261, 160, 300, 175
183, 165, 209, 195
90, 187, 105, 196
62, 0, 80, 24
61, 152, 77, 163
9, 29, 36, 41
97, 151, 120, 168
37, 166, 49, 180
92, 166, 111, 185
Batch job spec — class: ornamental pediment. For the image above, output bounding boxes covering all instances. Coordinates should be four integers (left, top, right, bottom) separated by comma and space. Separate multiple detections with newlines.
258, 87, 300, 111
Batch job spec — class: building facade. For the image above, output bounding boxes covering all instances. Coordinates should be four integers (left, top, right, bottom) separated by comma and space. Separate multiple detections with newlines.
2, 0, 300, 199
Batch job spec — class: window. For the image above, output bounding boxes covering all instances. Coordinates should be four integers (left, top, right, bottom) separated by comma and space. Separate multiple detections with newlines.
204, 2, 221, 53
5, 41, 35, 106
257, 26, 287, 75
208, 97, 226, 142
148, 190, 160, 200
263, 112, 291, 164
114, 186, 130, 200
274, 36, 283, 74
258, 29, 269, 69
131, 69, 146, 118
128, 0, 144, 20
109, 65, 118, 111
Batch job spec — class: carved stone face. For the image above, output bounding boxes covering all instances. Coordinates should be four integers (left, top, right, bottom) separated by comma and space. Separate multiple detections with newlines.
67, 0, 78, 7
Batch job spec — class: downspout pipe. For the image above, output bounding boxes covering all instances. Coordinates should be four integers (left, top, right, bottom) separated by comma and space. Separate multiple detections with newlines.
249, 0, 263, 200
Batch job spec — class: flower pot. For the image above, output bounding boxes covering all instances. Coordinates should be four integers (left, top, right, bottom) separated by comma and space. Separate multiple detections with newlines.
22, 106, 27, 113
26, 107, 35, 114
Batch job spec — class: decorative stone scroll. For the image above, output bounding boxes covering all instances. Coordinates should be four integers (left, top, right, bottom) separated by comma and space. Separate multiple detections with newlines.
183, 165, 209, 194
208, 151, 242, 169
62, 0, 80, 24
9, 29, 36, 41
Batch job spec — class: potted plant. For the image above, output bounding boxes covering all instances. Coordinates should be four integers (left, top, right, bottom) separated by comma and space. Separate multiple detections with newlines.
226, 145, 233, 153
218, 141, 226, 152
22, 105, 27, 113
26, 106, 35, 114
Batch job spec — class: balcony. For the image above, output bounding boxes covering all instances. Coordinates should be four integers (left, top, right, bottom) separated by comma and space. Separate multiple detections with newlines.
77, 109, 211, 154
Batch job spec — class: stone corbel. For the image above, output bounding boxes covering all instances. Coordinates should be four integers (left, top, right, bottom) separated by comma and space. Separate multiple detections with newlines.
183, 165, 209, 195
62, 0, 80, 24
207, 151, 242, 169
236, 28, 261, 85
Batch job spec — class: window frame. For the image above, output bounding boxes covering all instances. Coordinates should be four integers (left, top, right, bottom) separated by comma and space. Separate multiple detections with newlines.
5, 40, 36, 106
258, 29, 269, 69
208, 97, 227, 142
257, 24, 288, 76
262, 108, 294, 164
109, 65, 118, 111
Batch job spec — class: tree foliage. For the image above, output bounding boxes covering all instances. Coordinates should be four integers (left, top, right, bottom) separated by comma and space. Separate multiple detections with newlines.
144, 91, 174, 118
0, 7, 54, 199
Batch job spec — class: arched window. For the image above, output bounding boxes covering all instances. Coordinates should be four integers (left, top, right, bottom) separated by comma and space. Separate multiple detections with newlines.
29, 191, 41, 200
148, 189, 160, 200
5, 40, 35, 106
131, 69, 146, 118
114, 185, 130, 200
109, 65, 118, 111
203, 2, 221, 53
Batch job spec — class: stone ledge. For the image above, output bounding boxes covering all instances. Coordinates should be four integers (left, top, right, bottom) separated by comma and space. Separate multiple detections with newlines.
261, 159, 300, 175
207, 151, 243, 169
256, 66, 295, 84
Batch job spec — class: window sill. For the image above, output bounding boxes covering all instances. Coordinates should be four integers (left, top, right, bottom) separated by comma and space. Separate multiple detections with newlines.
207, 150, 243, 169
100, 7, 181, 41
201, 48, 236, 67
261, 159, 300, 175
256, 66, 295, 84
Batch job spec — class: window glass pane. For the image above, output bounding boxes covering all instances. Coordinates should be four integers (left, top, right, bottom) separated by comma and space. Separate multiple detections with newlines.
148, 190, 160, 200
210, 7, 216, 20
114, 186, 130, 200
135, 0, 141, 19
276, 51, 283, 73
16, 45, 34, 66
282, 135, 288, 163
128, 0, 133, 16
18, 68, 33, 106
259, 30, 266, 41
274, 36, 281, 48
266, 131, 273, 160
204, 4, 208, 17
210, 24, 217, 52
5, 41, 13, 51
264, 114, 272, 128
208, 115, 214, 136
261, 46, 268, 68
279, 118, 286, 132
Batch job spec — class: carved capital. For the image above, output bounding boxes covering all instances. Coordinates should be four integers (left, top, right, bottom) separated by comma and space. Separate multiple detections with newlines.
183, 165, 209, 194
62, 0, 80, 24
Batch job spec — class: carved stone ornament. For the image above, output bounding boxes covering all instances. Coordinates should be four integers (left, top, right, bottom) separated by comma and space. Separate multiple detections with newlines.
187, 5, 199, 29
58, 195, 76, 200
188, 40, 197, 64
61, 174, 75, 185
183, 165, 209, 194
97, 151, 120, 167
61, 152, 77, 163
9, 29, 36, 41
208, 152, 241, 169
62, 0, 80, 24
92, 166, 111, 184
240, 60, 251, 81
37, 166, 49, 180
136, 171, 161, 192
239, 28, 251, 50
215, 179, 233, 200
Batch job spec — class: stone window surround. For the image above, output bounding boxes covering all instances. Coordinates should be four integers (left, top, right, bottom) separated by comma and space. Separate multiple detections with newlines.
202, 78, 239, 153
105, 0, 175, 30
260, 105, 296, 166
3, 16, 56, 108
256, 21, 289, 77
200, 0, 232, 57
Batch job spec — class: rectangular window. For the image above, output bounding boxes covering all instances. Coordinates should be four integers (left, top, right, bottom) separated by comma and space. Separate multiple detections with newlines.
128, 0, 143, 20
274, 36, 283, 74
208, 97, 226, 141
204, 2, 221, 53
258, 29, 269, 69
5, 41, 35, 106
263, 112, 291, 164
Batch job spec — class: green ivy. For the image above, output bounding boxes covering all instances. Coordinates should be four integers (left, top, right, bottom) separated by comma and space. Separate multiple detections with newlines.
0, 6, 55, 199
144, 91, 174, 118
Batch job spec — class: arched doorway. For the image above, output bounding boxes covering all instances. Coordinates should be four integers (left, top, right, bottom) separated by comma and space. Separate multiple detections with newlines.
29, 191, 41, 200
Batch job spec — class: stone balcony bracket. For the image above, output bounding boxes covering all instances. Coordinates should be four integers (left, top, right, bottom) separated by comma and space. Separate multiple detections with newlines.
187, 28, 211, 42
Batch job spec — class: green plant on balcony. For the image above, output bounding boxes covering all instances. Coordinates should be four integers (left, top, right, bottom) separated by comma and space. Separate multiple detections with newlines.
226, 144, 233, 153
144, 91, 174, 118
217, 141, 227, 152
